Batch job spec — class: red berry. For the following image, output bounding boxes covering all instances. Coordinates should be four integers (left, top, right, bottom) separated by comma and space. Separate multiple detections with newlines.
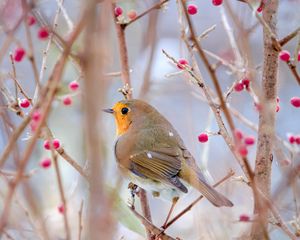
69, 81, 79, 91
44, 140, 51, 150
212, 0, 223, 6
276, 97, 280, 103
40, 158, 51, 168
177, 58, 188, 69
242, 78, 250, 90
13, 47, 26, 62
290, 97, 300, 108
19, 99, 30, 108
295, 136, 300, 145
198, 133, 208, 143
127, 9, 137, 20
32, 110, 41, 122
234, 82, 244, 92
63, 96, 72, 106
38, 27, 49, 40
58, 204, 64, 214
114, 6, 123, 17
238, 145, 248, 157
279, 50, 290, 62
187, 4, 198, 15
234, 129, 244, 141
257, 6, 263, 12
27, 15, 36, 26
244, 136, 255, 145
53, 139, 61, 149
298, 51, 300, 61
276, 105, 280, 112
288, 135, 295, 144
239, 214, 250, 222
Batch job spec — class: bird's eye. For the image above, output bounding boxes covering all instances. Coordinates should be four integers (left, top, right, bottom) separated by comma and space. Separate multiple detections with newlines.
121, 107, 129, 115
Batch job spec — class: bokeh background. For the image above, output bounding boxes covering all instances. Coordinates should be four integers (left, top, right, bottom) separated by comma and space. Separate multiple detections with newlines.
0, 0, 300, 239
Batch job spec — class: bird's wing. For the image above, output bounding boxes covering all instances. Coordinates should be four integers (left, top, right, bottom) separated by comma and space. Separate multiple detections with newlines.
129, 149, 188, 193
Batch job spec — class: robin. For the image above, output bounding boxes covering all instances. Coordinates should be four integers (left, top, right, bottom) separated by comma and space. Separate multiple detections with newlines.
104, 99, 233, 221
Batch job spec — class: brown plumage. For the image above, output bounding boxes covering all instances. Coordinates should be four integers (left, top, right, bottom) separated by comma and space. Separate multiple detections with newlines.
105, 99, 233, 207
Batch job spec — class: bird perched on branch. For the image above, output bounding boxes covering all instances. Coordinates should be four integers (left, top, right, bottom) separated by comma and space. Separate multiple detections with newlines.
104, 99, 233, 214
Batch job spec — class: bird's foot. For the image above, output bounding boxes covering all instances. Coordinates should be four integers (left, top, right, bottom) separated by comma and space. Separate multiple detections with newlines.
127, 182, 139, 209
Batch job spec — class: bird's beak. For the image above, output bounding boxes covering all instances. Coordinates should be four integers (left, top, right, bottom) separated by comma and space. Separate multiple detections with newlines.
102, 108, 114, 114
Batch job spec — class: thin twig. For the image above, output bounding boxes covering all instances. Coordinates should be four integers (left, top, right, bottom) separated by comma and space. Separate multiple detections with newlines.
138, 189, 153, 239
163, 170, 235, 230
129, 208, 176, 240
52, 153, 71, 240
123, 0, 169, 29
22, 1, 41, 90
78, 200, 84, 240
9, 54, 18, 101
112, 3, 132, 99
278, 27, 300, 47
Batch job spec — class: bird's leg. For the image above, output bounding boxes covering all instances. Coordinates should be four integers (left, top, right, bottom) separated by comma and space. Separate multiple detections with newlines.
162, 197, 179, 229
128, 182, 138, 209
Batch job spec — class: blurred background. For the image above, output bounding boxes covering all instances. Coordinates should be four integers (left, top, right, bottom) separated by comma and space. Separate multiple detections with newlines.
0, 0, 300, 239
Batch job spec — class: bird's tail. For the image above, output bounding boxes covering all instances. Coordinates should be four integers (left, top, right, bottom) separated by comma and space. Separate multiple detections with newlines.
180, 165, 233, 207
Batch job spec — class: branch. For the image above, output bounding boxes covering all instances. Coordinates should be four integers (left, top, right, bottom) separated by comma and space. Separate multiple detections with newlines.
251, 0, 279, 238
129, 208, 176, 240
112, 2, 132, 99
164, 170, 235, 230
278, 27, 300, 47
122, 0, 169, 29
52, 153, 71, 240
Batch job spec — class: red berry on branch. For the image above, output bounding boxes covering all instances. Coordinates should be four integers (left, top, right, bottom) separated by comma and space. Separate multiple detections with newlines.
44, 140, 51, 150
187, 4, 198, 15
40, 158, 51, 168
290, 97, 300, 108
53, 139, 61, 149
234, 82, 244, 92
239, 214, 250, 222
279, 50, 290, 62
38, 27, 49, 40
242, 78, 250, 90
63, 96, 72, 106
13, 47, 26, 62
234, 129, 244, 141
198, 133, 208, 143
238, 145, 248, 157
127, 9, 137, 20
19, 99, 30, 108
244, 136, 255, 145
212, 0, 223, 6
288, 135, 295, 144
114, 6, 123, 17
295, 136, 300, 145
69, 81, 79, 91
27, 15, 36, 26
177, 58, 188, 69
58, 204, 65, 214
32, 110, 41, 122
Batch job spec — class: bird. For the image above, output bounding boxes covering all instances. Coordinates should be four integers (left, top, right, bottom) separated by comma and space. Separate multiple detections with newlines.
103, 99, 233, 211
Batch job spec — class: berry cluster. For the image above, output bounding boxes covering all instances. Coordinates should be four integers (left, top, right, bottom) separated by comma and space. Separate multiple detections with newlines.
114, 6, 137, 21
234, 78, 250, 92
234, 129, 255, 157
12, 16, 49, 63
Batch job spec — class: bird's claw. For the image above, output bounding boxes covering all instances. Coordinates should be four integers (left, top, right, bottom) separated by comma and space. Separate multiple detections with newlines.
127, 182, 139, 209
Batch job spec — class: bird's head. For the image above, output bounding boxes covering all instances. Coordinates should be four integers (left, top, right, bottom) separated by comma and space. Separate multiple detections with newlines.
103, 99, 156, 136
